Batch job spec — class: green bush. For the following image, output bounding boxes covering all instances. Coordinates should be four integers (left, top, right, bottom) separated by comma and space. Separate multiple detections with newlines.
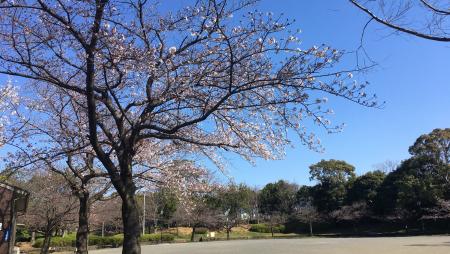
32, 233, 174, 248
276, 225, 286, 233
32, 236, 76, 248
33, 234, 124, 248
194, 227, 208, 234
249, 224, 285, 233
94, 234, 123, 247
89, 235, 122, 246
16, 229, 31, 242
140, 233, 175, 242
249, 224, 268, 233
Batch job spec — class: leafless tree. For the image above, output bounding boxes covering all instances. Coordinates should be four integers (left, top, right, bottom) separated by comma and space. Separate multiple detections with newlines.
350, 0, 450, 42
295, 204, 321, 236
373, 160, 399, 173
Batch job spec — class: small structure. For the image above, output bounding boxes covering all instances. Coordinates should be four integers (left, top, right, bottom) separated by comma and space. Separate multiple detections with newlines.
207, 231, 216, 239
0, 182, 29, 254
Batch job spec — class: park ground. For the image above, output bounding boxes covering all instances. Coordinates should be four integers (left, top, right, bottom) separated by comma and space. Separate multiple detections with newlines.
88, 236, 450, 254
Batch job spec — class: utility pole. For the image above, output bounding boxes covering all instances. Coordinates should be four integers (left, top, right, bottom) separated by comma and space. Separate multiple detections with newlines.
142, 193, 146, 235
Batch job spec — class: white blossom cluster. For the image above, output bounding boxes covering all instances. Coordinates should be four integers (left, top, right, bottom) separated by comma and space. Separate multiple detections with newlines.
0, 78, 18, 147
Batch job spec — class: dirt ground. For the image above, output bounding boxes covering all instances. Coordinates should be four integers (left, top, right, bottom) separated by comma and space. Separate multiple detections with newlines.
166, 226, 249, 235
166, 227, 192, 236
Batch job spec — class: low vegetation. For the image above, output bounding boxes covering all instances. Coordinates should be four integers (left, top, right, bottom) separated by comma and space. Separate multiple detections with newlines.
249, 224, 286, 234
32, 233, 175, 249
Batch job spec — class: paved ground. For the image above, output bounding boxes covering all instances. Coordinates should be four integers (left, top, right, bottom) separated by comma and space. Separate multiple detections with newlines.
90, 236, 450, 254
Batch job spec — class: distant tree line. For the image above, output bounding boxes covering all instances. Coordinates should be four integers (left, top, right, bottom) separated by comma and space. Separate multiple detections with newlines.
13, 128, 450, 252
129, 128, 449, 236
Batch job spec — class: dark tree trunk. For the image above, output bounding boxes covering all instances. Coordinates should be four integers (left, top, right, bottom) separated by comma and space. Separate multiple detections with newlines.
191, 225, 196, 242
226, 228, 230, 240
122, 190, 141, 254
40, 230, 52, 254
76, 192, 90, 254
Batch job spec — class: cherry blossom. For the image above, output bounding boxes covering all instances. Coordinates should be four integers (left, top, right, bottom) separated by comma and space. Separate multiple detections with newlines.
0, 1, 379, 253
0, 78, 18, 147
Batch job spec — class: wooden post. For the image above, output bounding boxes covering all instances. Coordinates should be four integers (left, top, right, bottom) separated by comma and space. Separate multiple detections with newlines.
8, 198, 17, 254
142, 194, 146, 236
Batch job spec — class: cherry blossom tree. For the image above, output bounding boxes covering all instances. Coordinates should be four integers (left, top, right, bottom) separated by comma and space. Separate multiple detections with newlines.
295, 186, 321, 236
330, 202, 369, 233
5, 84, 210, 253
421, 199, 450, 221
2, 84, 113, 254
0, 1, 378, 253
0, 78, 18, 147
296, 205, 321, 236
90, 195, 123, 235
20, 170, 78, 254
183, 191, 218, 242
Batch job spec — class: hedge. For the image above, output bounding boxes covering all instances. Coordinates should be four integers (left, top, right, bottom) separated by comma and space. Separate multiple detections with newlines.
32, 236, 76, 248
249, 224, 285, 233
89, 235, 123, 247
32, 233, 174, 248
141, 233, 175, 242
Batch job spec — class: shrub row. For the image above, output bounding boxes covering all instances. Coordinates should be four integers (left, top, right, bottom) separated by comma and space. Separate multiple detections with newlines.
141, 233, 175, 242
32, 233, 174, 248
32, 236, 75, 248
249, 224, 285, 233
89, 235, 123, 247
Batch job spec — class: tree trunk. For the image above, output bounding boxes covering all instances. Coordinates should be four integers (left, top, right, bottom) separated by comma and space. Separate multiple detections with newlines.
31, 231, 36, 245
191, 226, 196, 242
226, 228, 230, 240
76, 192, 90, 254
153, 209, 158, 233
122, 190, 141, 254
40, 231, 52, 254
271, 225, 274, 238
309, 220, 313, 236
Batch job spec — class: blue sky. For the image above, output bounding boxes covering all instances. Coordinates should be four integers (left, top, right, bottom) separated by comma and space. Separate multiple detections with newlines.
222, 0, 450, 187
1, 0, 449, 188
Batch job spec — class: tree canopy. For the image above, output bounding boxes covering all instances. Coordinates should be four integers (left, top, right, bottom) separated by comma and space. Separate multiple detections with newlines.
259, 180, 298, 216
